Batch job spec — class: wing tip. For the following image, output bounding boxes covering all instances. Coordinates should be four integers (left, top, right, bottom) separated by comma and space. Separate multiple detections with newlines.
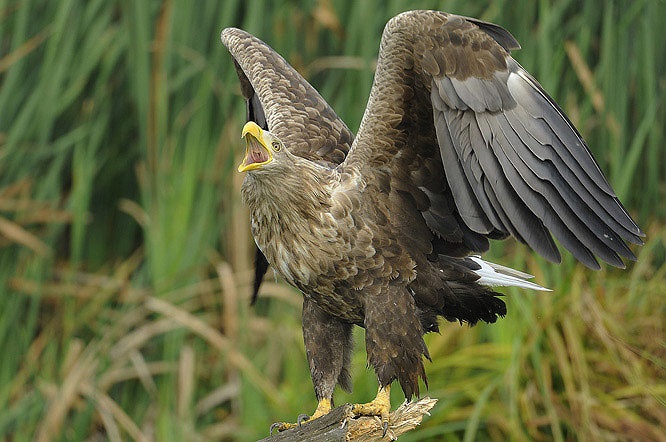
220, 27, 234, 45
462, 16, 521, 51
220, 27, 249, 48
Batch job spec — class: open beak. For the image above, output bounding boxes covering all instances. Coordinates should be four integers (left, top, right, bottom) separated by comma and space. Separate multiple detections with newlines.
238, 121, 273, 172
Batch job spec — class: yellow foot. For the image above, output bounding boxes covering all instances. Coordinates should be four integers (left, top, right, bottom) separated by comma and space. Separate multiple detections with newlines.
269, 398, 332, 434
352, 385, 391, 436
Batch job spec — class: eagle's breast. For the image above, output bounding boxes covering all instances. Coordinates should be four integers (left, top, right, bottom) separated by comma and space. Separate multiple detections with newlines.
244, 167, 389, 323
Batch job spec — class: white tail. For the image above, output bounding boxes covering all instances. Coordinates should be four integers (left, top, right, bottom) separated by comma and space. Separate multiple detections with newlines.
470, 256, 550, 291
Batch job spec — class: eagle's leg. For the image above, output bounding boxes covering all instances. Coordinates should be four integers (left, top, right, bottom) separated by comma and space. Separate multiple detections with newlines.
270, 297, 353, 433
355, 286, 429, 435
302, 296, 354, 404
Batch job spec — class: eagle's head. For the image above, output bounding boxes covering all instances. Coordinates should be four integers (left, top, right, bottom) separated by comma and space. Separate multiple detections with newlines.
238, 121, 289, 174
237, 120, 332, 217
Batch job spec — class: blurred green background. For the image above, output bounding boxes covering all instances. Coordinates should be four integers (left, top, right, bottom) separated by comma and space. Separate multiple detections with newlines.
1, 0, 664, 441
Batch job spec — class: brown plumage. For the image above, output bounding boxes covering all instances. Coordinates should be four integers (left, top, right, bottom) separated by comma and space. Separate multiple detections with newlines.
221, 10, 643, 427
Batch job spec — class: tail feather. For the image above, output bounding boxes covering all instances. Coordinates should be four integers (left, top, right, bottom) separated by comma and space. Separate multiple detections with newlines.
439, 284, 507, 325
469, 256, 550, 291
416, 255, 549, 328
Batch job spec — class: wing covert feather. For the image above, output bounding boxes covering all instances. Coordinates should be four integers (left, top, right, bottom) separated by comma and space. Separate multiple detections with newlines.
222, 28, 352, 167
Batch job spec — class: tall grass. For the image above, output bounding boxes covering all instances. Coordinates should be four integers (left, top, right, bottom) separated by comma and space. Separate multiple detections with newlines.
0, 0, 664, 441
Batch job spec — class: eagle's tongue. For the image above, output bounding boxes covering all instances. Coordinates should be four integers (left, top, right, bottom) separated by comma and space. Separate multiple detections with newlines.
250, 144, 269, 164
245, 136, 269, 165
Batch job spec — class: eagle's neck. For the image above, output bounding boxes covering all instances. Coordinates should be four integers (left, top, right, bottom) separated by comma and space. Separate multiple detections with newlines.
241, 159, 337, 287
241, 160, 334, 224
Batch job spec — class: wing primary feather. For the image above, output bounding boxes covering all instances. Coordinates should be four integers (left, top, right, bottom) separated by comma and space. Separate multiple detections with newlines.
462, 16, 521, 51
434, 59, 637, 265
480, 178, 525, 244
443, 114, 507, 233
458, 111, 562, 262
505, 106, 643, 243
248, 93, 267, 129
506, 60, 617, 197
435, 112, 510, 233
500, 109, 641, 256
479, 112, 627, 267
432, 94, 495, 233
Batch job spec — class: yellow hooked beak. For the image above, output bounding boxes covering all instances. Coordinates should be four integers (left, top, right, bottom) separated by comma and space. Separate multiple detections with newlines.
238, 121, 273, 172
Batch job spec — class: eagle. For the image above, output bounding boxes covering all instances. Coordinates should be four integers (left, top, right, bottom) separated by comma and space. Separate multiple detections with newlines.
221, 10, 643, 433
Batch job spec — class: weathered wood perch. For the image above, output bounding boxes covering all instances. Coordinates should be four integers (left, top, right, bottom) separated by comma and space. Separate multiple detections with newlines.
257, 397, 437, 442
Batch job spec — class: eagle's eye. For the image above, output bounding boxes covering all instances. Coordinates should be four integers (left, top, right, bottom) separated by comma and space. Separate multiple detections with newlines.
271, 141, 282, 152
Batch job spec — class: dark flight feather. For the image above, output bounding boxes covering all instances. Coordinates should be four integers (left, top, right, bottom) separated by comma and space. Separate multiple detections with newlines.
251, 247, 270, 305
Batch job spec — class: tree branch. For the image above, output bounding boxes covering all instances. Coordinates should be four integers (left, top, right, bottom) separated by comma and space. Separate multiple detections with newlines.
257, 397, 438, 442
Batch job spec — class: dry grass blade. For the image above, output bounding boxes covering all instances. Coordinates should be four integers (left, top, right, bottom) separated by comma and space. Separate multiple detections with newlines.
129, 350, 158, 396
98, 361, 175, 394
178, 345, 196, 420
564, 41, 620, 137
0, 214, 50, 255
0, 26, 51, 73
81, 383, 151, 442
195, 383, 240, 417
144, 296, 285, 407
34, 342, 99, 442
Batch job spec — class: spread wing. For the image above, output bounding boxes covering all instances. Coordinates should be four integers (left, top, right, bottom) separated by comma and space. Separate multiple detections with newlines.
221, 28, 353, 168
341, 10, 643, 269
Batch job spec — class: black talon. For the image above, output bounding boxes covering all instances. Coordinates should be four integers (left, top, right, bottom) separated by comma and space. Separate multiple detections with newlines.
382, 420, 389, 437
297, 414, 310, 426
269, 422, 282, 436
